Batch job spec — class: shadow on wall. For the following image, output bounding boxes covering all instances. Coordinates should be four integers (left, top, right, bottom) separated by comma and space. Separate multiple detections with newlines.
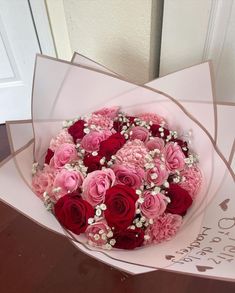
95, 39, 150, 84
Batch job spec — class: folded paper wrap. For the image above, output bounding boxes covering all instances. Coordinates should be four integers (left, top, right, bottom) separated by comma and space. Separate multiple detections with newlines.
0, 54, 234, 279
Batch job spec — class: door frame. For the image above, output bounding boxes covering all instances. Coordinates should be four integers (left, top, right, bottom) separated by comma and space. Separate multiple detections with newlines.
29, 0, 72, 60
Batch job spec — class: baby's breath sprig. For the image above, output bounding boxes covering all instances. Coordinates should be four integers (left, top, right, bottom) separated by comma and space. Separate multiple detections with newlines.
62, 117, 80, 129
64, 161, 88, 177
32, 162, 39, 175
42, 191, 54, 212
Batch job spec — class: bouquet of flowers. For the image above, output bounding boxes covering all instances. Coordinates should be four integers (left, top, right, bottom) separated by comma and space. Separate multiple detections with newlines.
32, 107, 202, 250
0, 53, 234, 280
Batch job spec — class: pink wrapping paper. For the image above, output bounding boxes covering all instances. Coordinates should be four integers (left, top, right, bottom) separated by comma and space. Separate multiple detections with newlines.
0, 54, 234, 279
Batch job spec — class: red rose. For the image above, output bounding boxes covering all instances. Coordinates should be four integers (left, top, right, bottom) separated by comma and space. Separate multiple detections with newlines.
114, 227, 144, 250
54, 194, 94, 235
127, 116, 136, 124
68, 120, 86, 143
99, 133, 126, 160
83, 154, 103, 173
166, 184, 192, 216
45, 148, 54, 164
113, 121, 123, 132
150, 124, 170, 139
170, 138, 189, 156
104, 184, 138, 230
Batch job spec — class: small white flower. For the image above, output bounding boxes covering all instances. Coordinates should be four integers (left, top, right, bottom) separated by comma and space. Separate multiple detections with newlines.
149, 219, 154, 225
136, 189, 142, 195
137, 197, 144, 204
32, 162, 39, 175
94, 234, 100, 241
165, 197, 171, 203
101, 234, 107, 240
154, 187, 161, 194
105, 243, 112, 250
100, 203, 107, 210
150, 173, 158, 180
88, 218, 94, 225
136, 221, 143, 228
52, 187, 61, 193
109, 239, 116, 246
140, 216, 146, 222
163, 181, 169, 188
95, 209, 102, 217
84, 128, 90, 134
173, 177, 180, 183
107, 231, 113, 238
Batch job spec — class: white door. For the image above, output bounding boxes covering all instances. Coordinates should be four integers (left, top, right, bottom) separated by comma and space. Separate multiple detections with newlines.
160, 0, 235, 103
0, 0, 54, 123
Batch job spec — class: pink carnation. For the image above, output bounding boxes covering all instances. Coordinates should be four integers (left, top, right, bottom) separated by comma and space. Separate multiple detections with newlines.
85, 220, 111, 247
94, 106, 120, 119
179, 166, 202, 199
87, 114, 113, 130
130, 126, 149, 143
146, 159, 169, 186
112, 164, 145, 189
115, 139, 148, 168
53, 169, 84, 199
82, 169, 115, 206
49, 129, 73, 151
145, 213, 182, 245
52, 143, 78, 169
32, 165, 55, 199
138, 112, 166, 125
140, 191, 167, 219
81, 130, 112, 152
164, 142, 185, 172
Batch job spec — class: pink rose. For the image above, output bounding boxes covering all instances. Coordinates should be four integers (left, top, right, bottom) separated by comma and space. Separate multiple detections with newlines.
53, 169, 84, 198
146, 137, 165, 152
140, 191, 167, 219
137, 112, 166, 125
32, 166, 55, 199
164, 142, 185, 172
94, 106, 120, 119
52, 143, 78, 169
49, 129, 73, 151
146, 159, 169, 186
112, 164, 145, 189
81, 130, 112, 152
179, 166, 202, 199
87, 114, 113, 130
82, 169, 115, 206
130, 126, 149, 142
85, 220, 111, 247
145, 213, 182, 245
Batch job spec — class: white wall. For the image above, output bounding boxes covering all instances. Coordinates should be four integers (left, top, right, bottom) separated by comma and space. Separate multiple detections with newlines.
62, 0, 163, 83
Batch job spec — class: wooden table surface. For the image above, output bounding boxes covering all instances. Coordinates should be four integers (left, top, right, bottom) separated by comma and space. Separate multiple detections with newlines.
0, 124, 234, 293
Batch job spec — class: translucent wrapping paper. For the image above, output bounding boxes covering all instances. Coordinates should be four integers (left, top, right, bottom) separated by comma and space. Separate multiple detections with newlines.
0, 54, 234, 280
